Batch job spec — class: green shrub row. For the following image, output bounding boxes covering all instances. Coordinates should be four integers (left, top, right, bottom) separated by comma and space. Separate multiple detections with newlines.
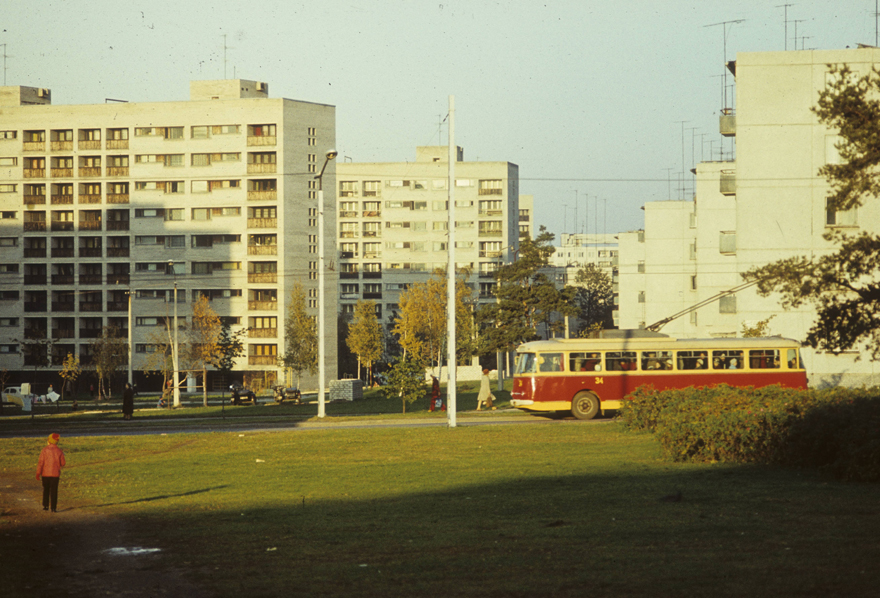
618, 384, 880, 482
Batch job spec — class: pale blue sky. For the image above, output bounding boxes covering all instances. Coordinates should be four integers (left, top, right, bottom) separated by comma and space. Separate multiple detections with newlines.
2, 1, 873, 237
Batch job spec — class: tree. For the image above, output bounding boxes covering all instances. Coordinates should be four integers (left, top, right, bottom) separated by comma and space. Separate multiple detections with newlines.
182, 296, 222, 407
215, 321, 247, 394
741, 316, 775, 338
58, 353, 81, 402
477, 227, 577, 355
380, 355, 426, 413
572, 264, 615, 334
743, 65, 880, 359
90, 326, 127, 400
347, 300, 383, 385
279, 283, 318, 390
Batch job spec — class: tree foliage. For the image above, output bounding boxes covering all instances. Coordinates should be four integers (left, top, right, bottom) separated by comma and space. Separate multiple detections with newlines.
280, 283, 318, 389
90, 326, 127, 399
572, 263, 615, 333
380, 355, 426, 413
182, 296, 223, 406
59, 353, 81, 401
744, 65, 880, 359
216, 322, 247, 389
477, 227, 577, 354
347, 300, 383, 384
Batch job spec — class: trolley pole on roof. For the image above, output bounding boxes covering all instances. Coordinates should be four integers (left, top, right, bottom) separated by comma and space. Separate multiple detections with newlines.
447, 95, 457, 428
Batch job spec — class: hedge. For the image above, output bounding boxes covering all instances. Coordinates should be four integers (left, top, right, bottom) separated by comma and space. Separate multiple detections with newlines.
618, 384, 880, 482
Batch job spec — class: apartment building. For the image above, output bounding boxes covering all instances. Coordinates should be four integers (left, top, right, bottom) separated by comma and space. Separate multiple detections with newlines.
335, 146, 520, 318
549, 232, 620, 327
0, 80, 337, 391
618, 47, 880, 386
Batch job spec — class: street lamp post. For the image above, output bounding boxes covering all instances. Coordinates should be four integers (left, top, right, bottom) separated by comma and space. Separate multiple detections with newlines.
316, 149, 337, 418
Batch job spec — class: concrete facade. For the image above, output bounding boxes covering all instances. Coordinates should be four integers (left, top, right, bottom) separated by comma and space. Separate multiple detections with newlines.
618, 47, 880, 387
0, 81, 337, 391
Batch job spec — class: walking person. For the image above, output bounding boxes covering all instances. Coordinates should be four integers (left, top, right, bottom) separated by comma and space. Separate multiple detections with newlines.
476, 368, 496, 411
122, 382, 135, 420
36, 433, 66, 513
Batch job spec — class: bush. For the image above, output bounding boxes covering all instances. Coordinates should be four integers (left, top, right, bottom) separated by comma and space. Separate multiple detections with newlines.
619, 384, 880, 482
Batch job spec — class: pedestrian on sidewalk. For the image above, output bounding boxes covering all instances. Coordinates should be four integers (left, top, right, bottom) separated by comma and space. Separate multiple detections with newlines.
476, 369, 496, 411
36, 433, 66, 513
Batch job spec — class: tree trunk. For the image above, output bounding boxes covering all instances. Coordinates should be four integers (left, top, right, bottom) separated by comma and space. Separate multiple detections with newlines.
202, 368, 208, 407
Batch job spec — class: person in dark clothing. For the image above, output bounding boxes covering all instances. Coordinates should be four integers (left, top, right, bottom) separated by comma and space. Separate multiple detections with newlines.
122, 383, 135, 420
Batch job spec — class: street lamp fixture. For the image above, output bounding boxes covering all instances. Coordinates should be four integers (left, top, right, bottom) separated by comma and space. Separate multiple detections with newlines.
316, 149, 337, 418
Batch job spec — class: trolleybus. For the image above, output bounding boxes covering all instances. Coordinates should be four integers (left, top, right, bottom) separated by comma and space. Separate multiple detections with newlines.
510, 336, 808, 419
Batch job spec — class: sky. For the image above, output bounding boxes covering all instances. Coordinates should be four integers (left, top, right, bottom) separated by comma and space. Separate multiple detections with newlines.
2, 0, 874, 239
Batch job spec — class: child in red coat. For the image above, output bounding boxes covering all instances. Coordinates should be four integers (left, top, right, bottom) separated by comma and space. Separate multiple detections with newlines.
36, 433, 66, 512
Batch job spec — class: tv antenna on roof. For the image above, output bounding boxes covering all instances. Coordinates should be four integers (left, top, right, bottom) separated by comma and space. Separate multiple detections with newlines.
704, 19, 745, 113
777, 4, 794, 50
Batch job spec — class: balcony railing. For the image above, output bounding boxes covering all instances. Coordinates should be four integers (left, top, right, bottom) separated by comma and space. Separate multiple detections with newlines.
79, 221, 102, 231
51, 168, 73, 178
339, 211, 358, 218
247, 163, 277, 174
247, 218, 277, 228
78, 329, 102, 339
340, 272, 359, 279
247, 136, 276, 146
720, 112, 736, 137
52, 274, 74, 284
478, 188, 503, 195
78, 140, 101, 150
79, 247, 102, 257
247, 245, 277, 255
79, 275, 102, 285
107, 302, 127, 311
247, 191, 277, 201
106, 139, 129, 150
23, 221, 46, 232
107, 274, 130, 284
362, 231, 380, 238
363, 292, 382, 299
78, 167, 101, 177
106, 221, 129, 231
24, 248, 47, 258
51, 249, 74, 258
248, 328, 277, 338
478, 210, 503, 216
51, 194, 73, 205
720, 170, 736, 196
248, 355, 277, 366
79, 194, 101, 204
23, 169, 45, 179
51, 221, 74, 232
363, 272, 382, 279
24, 275, 47, 285
23, 141, 45, 152
107, 248, 130, 258
24, 302, 48, 312
248, 273, 277, 284
107, 167, 129, 177
478, 230, 503, 237
79, 302, 103, 312
23, 194, 46, 205
340, 232, 359, 239
248, 301, 278, 311
50, 141, 73, 151
51, 301, 75, 312
107, 193, 129, 204
362, 210, 381, 218
52, 329, 75, 339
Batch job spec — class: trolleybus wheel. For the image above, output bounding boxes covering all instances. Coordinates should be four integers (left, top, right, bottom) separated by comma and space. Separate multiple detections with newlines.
571, 391, 600, 420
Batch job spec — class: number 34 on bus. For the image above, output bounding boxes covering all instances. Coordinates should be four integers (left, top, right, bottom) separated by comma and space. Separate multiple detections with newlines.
510, 337, 808, 420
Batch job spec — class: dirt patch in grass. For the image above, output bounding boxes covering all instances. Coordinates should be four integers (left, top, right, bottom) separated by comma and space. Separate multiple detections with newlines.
0, 473, 213, 598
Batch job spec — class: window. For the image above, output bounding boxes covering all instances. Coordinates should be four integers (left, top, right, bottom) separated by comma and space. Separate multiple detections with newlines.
107, 128, 128, 140
248, 124, 276, 137
24, 130, 45, 142
363, 181, 381, 197
826, 198, 858, 227
712, 350, 744, 370
135, 208, 164, 218
248, 152, 276, 164
135, 154, 184, 167
249, 206, 276, 219
638, 291, 645, 303
0, 184, 16, 193
0, 211, 15, 219
749, 349, 780, 369
641, 351, 673, 371
192, 152, 240, 166
135, 126, 184, 139
677, 350, 708, 370
719, 295, 737, 314
0, 130, 17, 139
0, 157, 17, 166
479, 180, 503, 195
637, 260, 645, 273
165, 209, 184, 221
340, 181, 358, 197
136, 317, 162, 326
605, 351, 638, 371
0, 263, 19, 273
719, 231, 736, 254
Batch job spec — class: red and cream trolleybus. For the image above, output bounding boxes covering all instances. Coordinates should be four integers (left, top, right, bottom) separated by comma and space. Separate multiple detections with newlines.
510, 336, 808, 419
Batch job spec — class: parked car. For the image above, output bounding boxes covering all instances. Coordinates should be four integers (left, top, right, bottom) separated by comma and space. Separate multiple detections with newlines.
229, 384, 258, 405
272, 385, 302, 404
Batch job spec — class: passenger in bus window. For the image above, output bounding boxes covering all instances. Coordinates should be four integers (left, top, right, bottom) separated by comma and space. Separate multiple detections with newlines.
695, 352, 707, 369
585, 353, 601, 371
728, 358, 739, 369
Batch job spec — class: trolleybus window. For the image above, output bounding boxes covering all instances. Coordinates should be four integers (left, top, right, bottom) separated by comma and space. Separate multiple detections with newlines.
641, 350, 673, 370
749, 349, 780, 369
516, 353, 537, 374
786, 348, 802, 369
677, 350, 708, 370
606, 351, 637, 371
571, 352, 602, 372
712, 350, 744, 370
538, 353, 564, 372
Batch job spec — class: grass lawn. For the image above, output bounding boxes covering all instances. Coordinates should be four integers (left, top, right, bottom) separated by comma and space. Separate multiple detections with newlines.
3, 422, 879, 597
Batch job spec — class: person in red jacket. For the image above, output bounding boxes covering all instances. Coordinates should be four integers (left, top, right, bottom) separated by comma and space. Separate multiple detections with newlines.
36, 433, 66, 512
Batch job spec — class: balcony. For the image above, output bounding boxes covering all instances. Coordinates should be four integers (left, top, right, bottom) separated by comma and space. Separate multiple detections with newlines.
248, 328, 277, 338
107, 274, 130, 284
248, 355, 277, 366
106, 139, 129, 150
79, 194, 101, 204
247, 218, 277, 228
363, 272, 382, 279
479, 251, 503, 258
107, 248, 130, 258
79, 275, 102, 285
339, 211, 357, 218
362, 231, 380, 238
720, 111, 736, 137
340, 232, 359, 239
247, 135, 276, 146
363, 292, 382, 300
24, 275, 47, 285
23, 141, 45, 152
248, 301, 277, 311
51, 194, 73, 205
79, 302, 103, 312
247, 163, 277, 174
720, 170, 736, 196
51, 301, 74, 312
340, 272, 359, 279
24, 302, 48, 312
479, 210, 503, 216
79, 247, 102, 258
479, 188, 503, 196
51, 248, 75, 258
52, 329, 75, 339
51, 274, 74, 284
50, 141, 73, 151
23, 194, 46, 204
107, 167, 129, 177
24, 169, 46, 180
79, 221, 102, 231
107, 302, 127, 311
79, 167, 101, 177
78, 329, 102, 339
247, 191, 277, 201
24, 221, 46, 232
107, 193, 129, 204
248, 273, 277, 284
51, 222, 74, 232
24, 248, 47, 258
78, 140, 101, 150
362, 210, 381, 218
247, 245, 277, 255
51, 168, 73, 178
106, 221, 130, 231
478, 230, 503, 237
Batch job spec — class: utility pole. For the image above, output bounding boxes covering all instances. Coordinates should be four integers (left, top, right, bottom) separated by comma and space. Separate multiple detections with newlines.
446, 95, 457, 428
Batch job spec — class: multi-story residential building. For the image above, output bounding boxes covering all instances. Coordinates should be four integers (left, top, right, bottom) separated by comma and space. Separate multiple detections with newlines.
335, 146, 520, 319
618, 47, 880, 387
549, 233, 620, 327
0, 80, 337, 391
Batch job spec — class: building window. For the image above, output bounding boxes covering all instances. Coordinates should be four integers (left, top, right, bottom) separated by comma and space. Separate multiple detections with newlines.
826, 198, 857, 227
637, 260, 645, 273
638, 291, 645, 303
719, 231, 736, 254
719, 295, 737, 314
363, 181, 381, 197
478, 179, 503, 195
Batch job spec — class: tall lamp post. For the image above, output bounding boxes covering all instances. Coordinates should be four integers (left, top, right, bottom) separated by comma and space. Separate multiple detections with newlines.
316, 149, 337, 418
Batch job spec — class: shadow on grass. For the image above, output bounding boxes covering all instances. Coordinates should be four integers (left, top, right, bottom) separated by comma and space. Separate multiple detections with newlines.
85, 485, 232, 509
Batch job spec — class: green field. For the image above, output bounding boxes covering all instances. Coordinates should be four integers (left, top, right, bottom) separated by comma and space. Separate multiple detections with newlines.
3, 420, 879, 597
